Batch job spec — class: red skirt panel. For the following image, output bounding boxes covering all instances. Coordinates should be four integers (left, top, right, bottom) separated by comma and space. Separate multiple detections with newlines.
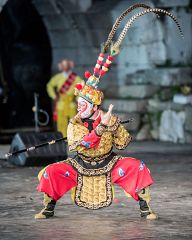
37, 157, 153, 201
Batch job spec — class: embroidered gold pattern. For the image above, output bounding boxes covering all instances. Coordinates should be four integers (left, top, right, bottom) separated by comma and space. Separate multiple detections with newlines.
68, 140, 82, 151
67, 116, 124, 157
65, 113, 131, 210
65, 155, 122, 176
113, 124, 132, 150
114, 135, 132, 150
107, 116, 120, 132
75, 172, 113, 209
68, 121, 114, 156
95, 124, 107, 136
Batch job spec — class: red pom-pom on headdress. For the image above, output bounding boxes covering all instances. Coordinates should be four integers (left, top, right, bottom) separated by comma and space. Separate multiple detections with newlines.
84, 71, 91, 79
104, 63, 109, 68
108, 56, 113, 61
75, 83, 83, 90
97, 60, 102, 65
94, 67, 99, 73
99, 70, 106, 76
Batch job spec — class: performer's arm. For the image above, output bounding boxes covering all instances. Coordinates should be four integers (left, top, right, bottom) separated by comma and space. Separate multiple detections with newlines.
79, 107, 114, 149
67, 121, 104, 152
113, 124, 132, 150
67, 105, 113, 152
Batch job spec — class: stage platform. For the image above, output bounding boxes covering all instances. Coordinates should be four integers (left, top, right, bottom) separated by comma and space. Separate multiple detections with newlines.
0, 141, 192, 239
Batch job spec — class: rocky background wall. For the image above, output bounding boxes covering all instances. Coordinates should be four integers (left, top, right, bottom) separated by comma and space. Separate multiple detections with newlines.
0, 0, 191, 143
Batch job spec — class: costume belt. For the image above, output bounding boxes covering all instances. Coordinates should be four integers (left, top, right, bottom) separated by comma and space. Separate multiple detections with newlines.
78, 147, 113, 163
66, 151, 121, 176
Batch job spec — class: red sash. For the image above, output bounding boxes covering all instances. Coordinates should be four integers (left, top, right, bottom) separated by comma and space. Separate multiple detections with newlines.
59, 72, 77, 94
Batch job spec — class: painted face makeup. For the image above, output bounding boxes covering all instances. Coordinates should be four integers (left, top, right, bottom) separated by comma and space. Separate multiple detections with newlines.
77, 97, 94, 119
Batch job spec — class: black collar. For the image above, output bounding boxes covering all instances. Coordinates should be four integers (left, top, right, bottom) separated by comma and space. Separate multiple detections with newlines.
82, 118, 95, 132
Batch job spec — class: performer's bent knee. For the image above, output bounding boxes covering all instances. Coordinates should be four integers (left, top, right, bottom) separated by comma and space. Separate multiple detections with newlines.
38, 163, 66, 181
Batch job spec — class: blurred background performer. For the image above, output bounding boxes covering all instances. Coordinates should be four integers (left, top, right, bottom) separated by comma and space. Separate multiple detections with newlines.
46, 59, 82, 137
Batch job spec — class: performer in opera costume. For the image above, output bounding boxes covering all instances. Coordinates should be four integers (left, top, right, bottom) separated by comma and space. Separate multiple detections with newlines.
35, 4, 183, 220
47, 59, 82, 137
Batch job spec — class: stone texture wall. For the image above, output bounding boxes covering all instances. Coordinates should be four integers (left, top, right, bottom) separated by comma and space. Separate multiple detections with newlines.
0, 0, 192, 142
32, 0, 119, 87
105, 0, 192, 143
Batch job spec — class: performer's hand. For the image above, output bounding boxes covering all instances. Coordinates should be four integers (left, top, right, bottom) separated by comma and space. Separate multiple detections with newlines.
101, 104, 113, 126
74, 113, 80, 121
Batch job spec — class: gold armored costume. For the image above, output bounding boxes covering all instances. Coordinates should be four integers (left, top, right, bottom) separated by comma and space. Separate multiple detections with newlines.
36, 3, 183, 219
66, 114, 132, 209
